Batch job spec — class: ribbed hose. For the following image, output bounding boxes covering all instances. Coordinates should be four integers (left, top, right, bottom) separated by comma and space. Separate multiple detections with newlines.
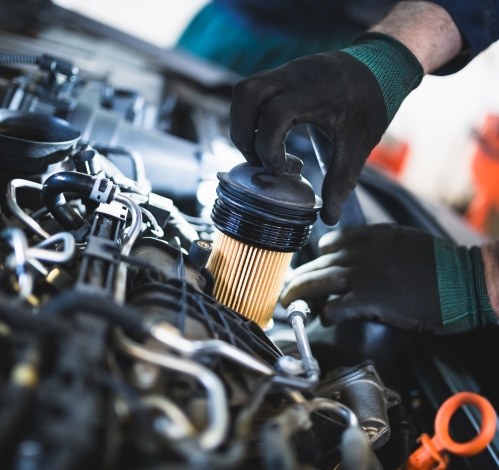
0, 53, 38, 66
0, 53, 77, 79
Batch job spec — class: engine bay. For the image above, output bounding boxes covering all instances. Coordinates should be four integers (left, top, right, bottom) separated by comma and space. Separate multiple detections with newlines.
0, 11, 499, 469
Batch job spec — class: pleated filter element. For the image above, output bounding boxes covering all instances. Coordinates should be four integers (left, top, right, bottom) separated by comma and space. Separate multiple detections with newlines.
207, 230, 293, 328
208, 155, 322, 329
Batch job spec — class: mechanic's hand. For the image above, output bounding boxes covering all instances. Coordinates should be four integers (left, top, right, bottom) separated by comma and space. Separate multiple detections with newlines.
281, 224, 497, 334
230, 33, 424, 225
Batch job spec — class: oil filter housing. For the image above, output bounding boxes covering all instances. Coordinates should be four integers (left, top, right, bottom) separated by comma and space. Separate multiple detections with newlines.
207, 154, 322, 328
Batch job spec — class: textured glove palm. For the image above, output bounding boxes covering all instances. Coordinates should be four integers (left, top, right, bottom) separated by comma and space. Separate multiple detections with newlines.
230, 33, 423, 225
281, 224, 497, 334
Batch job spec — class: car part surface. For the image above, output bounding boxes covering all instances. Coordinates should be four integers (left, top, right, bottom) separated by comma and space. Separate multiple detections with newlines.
316, 361, 400, 449
0, 10, 497, 470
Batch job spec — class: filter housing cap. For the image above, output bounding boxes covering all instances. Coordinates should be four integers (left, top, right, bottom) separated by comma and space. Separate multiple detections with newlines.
212, 154, 322, 252
219, 154, 322, 211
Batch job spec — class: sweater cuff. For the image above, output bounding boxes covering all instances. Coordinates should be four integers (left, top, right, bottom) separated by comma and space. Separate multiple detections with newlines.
342, 32, 424, 123
434, 239, 495, 333
480, 240, 499, 321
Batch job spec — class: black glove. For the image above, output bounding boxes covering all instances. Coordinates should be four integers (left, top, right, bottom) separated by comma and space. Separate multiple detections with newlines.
230, 33, 423, 225
280, 224, 497, 334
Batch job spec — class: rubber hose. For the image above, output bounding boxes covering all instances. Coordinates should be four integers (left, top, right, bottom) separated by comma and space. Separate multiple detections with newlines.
0, 297, 68, 336
0, 344, 40, 458
42, 172, 115, 231
0, 53, 38, 66
0, 385, 36, 457
375, 404, 415, 470
40, 292, 148, 339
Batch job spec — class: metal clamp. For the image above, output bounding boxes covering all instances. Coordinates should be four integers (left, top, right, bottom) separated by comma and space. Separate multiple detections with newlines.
89, 176, 114, 204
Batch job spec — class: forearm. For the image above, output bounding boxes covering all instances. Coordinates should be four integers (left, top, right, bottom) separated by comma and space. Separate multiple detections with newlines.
369, 1, 462, 74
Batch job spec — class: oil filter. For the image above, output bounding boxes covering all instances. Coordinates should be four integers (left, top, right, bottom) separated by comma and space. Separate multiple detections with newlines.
207, 154, 322, 328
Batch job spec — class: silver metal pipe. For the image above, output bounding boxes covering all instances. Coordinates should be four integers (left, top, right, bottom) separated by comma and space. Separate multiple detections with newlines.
28, 258, 49, 276
1, 228, 34, 300
27, 232, 76, 264
112, 192, 142, 303
141, 394, 196, 440
150, 322, 275, 376
113, 193, 141, 256
114, 329, 229, 450
285, 300, 320, 386
150, 321, 319, 390
291, 315, 313, 362
139, 206, 164, 238
7, 180, 50, 240
271, 371, 319, 389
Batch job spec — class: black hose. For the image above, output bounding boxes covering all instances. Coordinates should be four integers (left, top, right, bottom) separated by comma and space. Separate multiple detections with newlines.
0, 386, 35, 458
0, 296, 69, 336
40, 291, 148, 339
97, 372, 159, 454
41, 172, 116, 231
0, 344, 41, 459
30, 207, 50, 221
375, 404, 416, 470
0, 53, 38, 66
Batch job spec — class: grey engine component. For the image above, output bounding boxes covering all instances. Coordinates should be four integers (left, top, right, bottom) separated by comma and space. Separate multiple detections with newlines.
0, 52, 410, 470
316, 361, 401, 449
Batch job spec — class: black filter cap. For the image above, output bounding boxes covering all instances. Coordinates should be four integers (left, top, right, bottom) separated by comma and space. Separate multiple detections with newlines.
0, 110, 81, 174
212, 154, 322, 252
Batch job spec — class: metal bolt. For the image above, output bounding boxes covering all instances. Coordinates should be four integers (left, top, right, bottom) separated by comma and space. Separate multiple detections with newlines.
131, 361, 160, 389
276, 355, 304, 376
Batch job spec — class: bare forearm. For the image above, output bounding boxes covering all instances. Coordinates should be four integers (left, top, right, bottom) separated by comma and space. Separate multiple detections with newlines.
370, 1, 462, 74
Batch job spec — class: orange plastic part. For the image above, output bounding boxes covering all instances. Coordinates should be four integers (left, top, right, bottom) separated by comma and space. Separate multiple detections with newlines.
435, 392, 497, 456
407, 434, 449, 470
367, 139, 409, 177
466, 114, 499, 233
402, 392, 497, 470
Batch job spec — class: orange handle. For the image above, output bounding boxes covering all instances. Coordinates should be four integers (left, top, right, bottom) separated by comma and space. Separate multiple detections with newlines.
435, 392, 497, 456
402, 392, 497, 470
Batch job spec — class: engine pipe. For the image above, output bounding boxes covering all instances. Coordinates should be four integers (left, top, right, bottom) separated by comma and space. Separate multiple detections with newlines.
40, 291, 148, 340
286, 300, 320, 384
41, 172, 117, 231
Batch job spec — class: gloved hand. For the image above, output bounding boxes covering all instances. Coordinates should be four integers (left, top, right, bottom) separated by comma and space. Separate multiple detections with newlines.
230, 33, 424, 225
280, 224, 498, 334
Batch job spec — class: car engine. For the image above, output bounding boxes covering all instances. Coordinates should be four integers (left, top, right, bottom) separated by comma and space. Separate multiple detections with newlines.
0, 14, 498, 469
